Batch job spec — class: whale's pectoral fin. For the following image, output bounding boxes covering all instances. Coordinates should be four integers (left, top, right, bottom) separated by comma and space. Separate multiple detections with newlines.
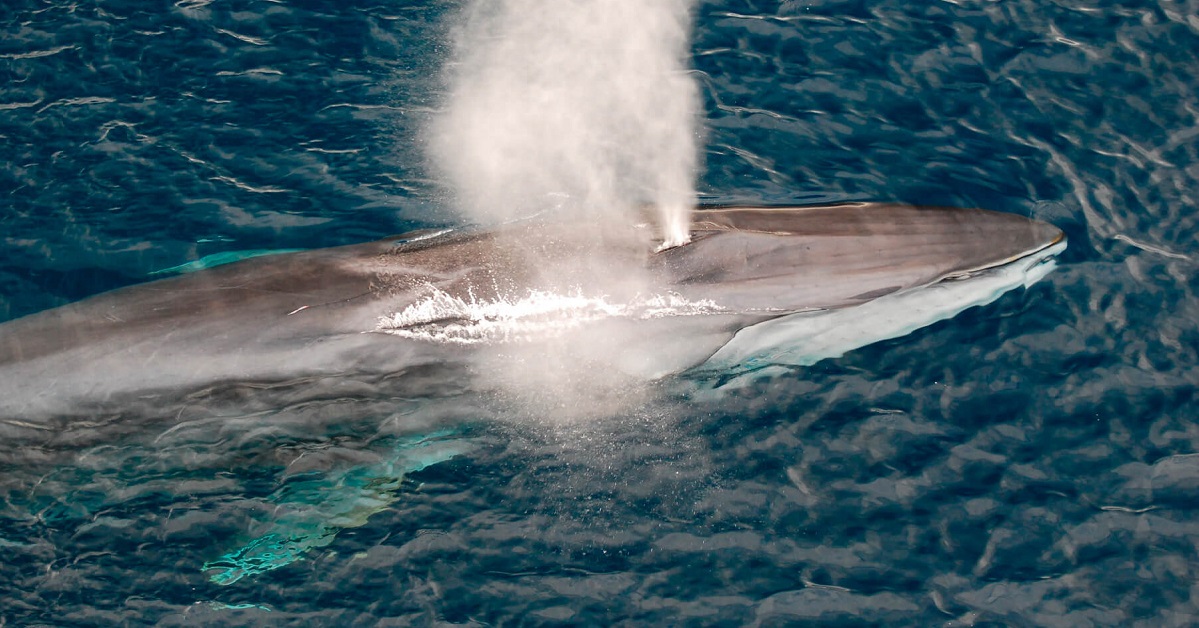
202, 430, 474, 586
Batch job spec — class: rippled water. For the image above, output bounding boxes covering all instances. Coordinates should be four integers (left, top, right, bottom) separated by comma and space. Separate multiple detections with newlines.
2, 0, 1198, 625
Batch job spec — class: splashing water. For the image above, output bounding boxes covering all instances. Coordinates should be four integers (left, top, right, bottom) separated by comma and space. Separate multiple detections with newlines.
429, 0, 700, 248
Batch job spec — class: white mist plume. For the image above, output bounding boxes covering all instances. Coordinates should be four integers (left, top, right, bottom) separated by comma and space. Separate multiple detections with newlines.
424, 0, 703, 421
429, 0, 700, 248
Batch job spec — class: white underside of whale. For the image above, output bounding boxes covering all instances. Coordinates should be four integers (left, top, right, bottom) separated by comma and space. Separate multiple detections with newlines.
699, 238, 1065, 380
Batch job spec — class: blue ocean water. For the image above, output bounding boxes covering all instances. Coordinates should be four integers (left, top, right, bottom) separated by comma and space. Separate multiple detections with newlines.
2, 0, 1197, 625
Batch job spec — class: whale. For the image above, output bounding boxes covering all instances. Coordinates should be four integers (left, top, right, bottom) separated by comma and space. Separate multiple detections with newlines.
0, 202, 1064, 440
0, 202, 1065, 585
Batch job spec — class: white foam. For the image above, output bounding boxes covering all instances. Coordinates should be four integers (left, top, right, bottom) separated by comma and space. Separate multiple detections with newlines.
375, 287, 724, 344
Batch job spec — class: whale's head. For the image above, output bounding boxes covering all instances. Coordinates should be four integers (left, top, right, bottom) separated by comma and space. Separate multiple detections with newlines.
629, 203, 1066, 375
652, 203, 1065, 315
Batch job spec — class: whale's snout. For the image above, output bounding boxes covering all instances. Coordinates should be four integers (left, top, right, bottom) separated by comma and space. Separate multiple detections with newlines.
651, 203, 1065, 314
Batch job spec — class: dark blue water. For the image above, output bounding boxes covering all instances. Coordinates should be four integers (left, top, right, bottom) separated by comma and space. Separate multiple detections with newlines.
2, 0, 1198, 625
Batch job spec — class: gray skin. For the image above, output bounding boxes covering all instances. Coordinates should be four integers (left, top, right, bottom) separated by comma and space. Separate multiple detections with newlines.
0, 203, 1063, 446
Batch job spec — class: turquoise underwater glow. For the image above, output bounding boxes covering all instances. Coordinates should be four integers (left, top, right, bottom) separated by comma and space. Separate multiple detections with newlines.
202, 431, 474, 586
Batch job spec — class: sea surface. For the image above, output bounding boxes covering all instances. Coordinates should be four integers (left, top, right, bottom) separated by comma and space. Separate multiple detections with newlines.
2, 0, 1198, 625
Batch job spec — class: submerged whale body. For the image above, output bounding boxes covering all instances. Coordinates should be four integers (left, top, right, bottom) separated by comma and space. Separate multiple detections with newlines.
0, 203, 1064, 441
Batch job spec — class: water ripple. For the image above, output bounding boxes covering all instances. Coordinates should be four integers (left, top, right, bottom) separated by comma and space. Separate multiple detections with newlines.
0, 0, 1196, 624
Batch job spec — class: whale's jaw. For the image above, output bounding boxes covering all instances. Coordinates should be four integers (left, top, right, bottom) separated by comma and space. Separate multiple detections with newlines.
699, 235, 1065, 380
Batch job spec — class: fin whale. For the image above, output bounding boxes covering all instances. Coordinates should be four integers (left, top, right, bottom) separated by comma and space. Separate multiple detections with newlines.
0, 203, 1064, 443
0, 202, 1065, 585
